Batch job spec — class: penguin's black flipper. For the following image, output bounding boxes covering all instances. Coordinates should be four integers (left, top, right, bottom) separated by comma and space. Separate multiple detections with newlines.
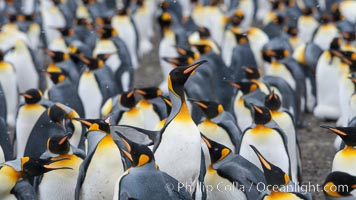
11, 179, 37, 200
162, 172, 194, 200
94, 66, 119, 102
0, 117, 13, 161
193, 148, 207, 200
0, 84, 7, 122
112, 125, 161, 147
212, 112, 242, 153
214, 155, 266, 200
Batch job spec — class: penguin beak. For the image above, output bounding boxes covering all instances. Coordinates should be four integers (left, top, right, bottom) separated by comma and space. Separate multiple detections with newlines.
45, 49, 55, 57
21, 157, 73, 178
20, 93, 32, 99
228, 82, 241, 89
127, 90, 135, 98
201, 134, 212, 149
249, 145, 272, 170
135, 89, 147, 96
162, 57, 180, 67
193, 101, 208, 109
320, 125, 347, 136
244, 67, 254, 74
253, 105, 264, 114
73, 118, 93, 127
58, 134, 71, 145
183, 60, 207, 75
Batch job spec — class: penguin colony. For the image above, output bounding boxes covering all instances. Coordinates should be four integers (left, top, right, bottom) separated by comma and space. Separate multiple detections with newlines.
1, 0, 356, 199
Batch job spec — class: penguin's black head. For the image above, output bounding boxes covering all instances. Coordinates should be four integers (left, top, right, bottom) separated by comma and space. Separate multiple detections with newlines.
320, 125, 356, 147
233, 32, 248, 44
324, 171, 356, 197
0, 50, 3, 61
120, 90, 137, 109
47, 104, 68, 130
158, 12, 172, 28
244, 67, 260, 80
76, 118, 111, 133
250, 145, 289, 190
283, 20, 298, 36
201, 134, 232, 164
342, 32, 356, 43
330, 37, 342, 51
192, 100, 223, 119
74, 18, 89, 26
229, 81, 258, 95
96, 53, 112, 62
230, 10, 244, 26
320, 12, 334, 24
262, 48, 289, 62
52, 0, 62, 5
57, 27, 75, 37
47, 134, 71, 155
272, 11, 286, 24
198, 27, 211, 39
95, 17, 112, 26
159, 95, 172, 115
176, 46, 199, 61
17, 157, 72, 178
252, 105, 272, 125
118, 134, 154, 167
79, 56, 104, 70
82, 0, 94, 5
331, 3, 343, 22
163, 56, 190, 67
135, 87, 163, 99
97, 26, 117, 39
264, 91, 281, 111
45, 49, 69, 63
192, 43, 211, 55
168, 60, 207, 97
21, 89, 43, 104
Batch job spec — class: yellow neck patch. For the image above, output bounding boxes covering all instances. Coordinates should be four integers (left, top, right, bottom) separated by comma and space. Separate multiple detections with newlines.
324, 182, 342, 197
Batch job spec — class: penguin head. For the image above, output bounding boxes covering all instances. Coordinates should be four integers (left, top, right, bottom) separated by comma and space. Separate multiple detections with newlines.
168, 60, 207, 96
262, 48, 289, 62
191, 42, 212, 55
331, 3, 343, 22
158, 12, 172, 29
201, 134, 232, 164
96, 25, 117, 39
52, 0, 62, 6
198, 27, 211, 39
118, 135, 154, 168
76, 118, 111, 133
56, 27, 75, 37
264, 90, 281, 111
320, 125, 356, 147
229, 81, 258, 95
3, 157, 72, 179
283, 20, 298, 36
250, 145, 290, 190
120, 90, 137, 109
320, 11, 334, 24
192, 100, 223, 119
176, 46, 200, 62
271, 11, 286, 25
82, 0, 94, 5
230, 27, 248, 44
44, 67, 67, 84
96, 53, 114, 62
20, 89, 43, 104
230, 10, 244, 26
330, 37, 342, 50
244, 67, 260, 80
47, 104, 68, 128
78, 55, 105, 70
135, 87, 163, 100
163, 57, 190, 67
252, 105, 272, 125
47, 134, 71, 155
45, 49, 69, 63
324, 171, 356, 197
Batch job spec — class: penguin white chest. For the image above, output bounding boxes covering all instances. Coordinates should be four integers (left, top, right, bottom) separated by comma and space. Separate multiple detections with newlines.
80, 137, 124, 200
15, 105, 46, 158
118, 108, 145, 128
239, 128, 290, 175
234, 98, 252, 132
0, 167, 18, 200
0, 147, 4, 163
199, 121, 235, 153
0, 63, 17, 127
154, 119, 201, 192
267, 62, 296, 90
204, 169, 247, 200
332, 148, 356, 176
78, 72, 103, 118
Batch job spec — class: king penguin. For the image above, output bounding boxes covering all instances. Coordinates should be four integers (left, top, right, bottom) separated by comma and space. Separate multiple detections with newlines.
192, 99, 241, 153
0, 50, 17, 128
296, 2, 319, 43
75, 118, 126, 200
37, 134, 85, 200
201, 134, 265, 200
115, 90, 145, 128
312, 11, 340, 50
264, 91, 301, 183
154, 60, 207, 195
0, 156, 71, 200
239, 105, 292, 181
250, 145, 312, 199
113, 133, 193, 200
321, 125, 356, 177
15, 89, 47, 158
323, 171, 356, 199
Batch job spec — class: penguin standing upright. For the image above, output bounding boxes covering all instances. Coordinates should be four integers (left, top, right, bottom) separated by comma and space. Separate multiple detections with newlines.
239, 105, 292, 181
264, 91, 301, 183
113, 134, 193, 200
75, 118, 126, 200
37, 134, 85, 200
250, 145, 312, 199
321, 125, 356, 176
0, 157, 72, 200
77, 55, 118, 118
154, 61, 206, 194
4, 39, 43, 92
312, 12, 340, 50
0, 50, 18, 128
135, 87, 167, 130
201, 134, 265, 200
193, 100, 241, 153
297, 1, 319, 43
15, 89, 47, 158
